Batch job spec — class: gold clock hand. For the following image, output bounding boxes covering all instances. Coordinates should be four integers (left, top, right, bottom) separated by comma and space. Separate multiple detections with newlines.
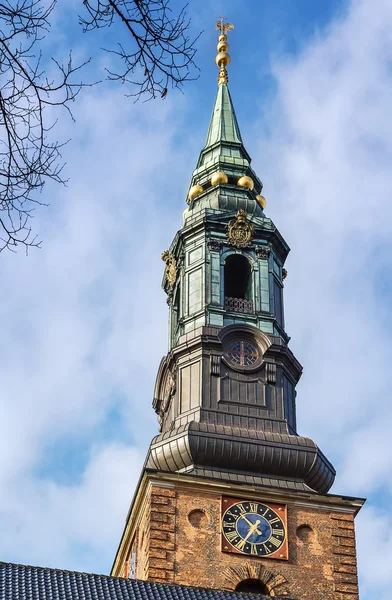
241, 516, 263, 537
242, 519, 263, 543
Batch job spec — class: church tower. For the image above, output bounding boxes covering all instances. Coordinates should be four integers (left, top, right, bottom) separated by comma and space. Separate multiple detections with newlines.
112, 21, 364, 600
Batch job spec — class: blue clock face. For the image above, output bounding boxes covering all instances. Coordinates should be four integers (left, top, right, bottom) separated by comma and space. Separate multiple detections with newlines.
222, 500, 286, 557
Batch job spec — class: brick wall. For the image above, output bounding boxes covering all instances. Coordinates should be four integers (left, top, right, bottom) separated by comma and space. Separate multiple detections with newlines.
131, 483, 360, 600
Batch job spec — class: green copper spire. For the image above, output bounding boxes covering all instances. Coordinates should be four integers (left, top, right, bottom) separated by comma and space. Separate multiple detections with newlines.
204, 83, 243, 147
186, 19, 264, 215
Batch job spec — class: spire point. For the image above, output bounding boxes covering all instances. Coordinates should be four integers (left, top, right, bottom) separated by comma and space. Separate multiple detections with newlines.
215, 18, 234, 85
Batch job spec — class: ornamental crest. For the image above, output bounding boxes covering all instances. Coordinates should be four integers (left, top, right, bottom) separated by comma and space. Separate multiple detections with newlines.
227, 210, 254, 247
161, 250, 177, 287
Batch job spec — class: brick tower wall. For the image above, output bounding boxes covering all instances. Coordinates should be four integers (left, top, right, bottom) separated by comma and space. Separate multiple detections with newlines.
128, 484, 359, 600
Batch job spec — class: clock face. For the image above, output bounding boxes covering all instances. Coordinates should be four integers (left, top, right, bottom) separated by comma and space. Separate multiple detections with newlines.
224, 340, 260, 367
221, 498, 287, 559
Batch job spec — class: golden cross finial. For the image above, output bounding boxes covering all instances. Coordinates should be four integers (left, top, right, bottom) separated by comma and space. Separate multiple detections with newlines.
216, 17, 234, 34
215, 18, 233, 86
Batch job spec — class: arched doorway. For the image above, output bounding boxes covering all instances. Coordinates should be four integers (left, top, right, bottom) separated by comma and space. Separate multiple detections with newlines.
224, 254, 253, 313
235, 579, 269, 595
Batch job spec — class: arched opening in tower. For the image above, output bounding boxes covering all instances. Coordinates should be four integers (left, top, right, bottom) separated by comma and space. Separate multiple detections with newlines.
224, 254, 251, 300
235, 579, 269, 595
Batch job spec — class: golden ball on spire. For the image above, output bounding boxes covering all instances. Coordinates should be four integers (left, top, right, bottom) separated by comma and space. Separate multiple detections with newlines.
237, 176, 254, 191
215, 52, 230, 67
188, 184, 204, 200
211, 171, 228, 186
256, 194, 267, 209
217, 41, 228, 53
218, 33, 227, 42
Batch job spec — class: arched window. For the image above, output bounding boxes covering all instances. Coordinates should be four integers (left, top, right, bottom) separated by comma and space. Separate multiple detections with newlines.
235, 579, 269, 595
224, 254, 253, 313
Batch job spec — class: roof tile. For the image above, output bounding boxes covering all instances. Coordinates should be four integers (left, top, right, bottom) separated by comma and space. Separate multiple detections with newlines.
0, 563, 297, 600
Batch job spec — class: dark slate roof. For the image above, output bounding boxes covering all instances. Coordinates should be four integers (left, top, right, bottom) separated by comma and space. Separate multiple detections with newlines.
0, 562, 297, 600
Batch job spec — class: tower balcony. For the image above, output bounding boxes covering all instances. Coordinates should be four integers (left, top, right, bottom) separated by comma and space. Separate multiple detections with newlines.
224, 296, 254, 314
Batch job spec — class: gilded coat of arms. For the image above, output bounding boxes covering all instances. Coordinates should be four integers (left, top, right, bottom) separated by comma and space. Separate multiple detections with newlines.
227, 209, 254, 247
161, 250, 177, 287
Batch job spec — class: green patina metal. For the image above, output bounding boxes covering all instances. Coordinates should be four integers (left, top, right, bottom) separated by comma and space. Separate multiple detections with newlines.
204, 83, 243, 147
161, 75, 291, 350
191, 82, 258, 190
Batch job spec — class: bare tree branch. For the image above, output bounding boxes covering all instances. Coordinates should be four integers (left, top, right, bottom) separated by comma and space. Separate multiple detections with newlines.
80, 0, 201, 101
0, 0, 90, 252
0, 0, 200, 253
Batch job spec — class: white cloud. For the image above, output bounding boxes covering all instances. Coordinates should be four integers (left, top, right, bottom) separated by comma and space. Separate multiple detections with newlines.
0, 84, 185, 569
253, 0, 392, 597
0, 1, 391, 598
1, 443, 143, 573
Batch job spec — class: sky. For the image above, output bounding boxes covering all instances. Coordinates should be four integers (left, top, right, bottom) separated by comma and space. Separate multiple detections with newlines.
0, 0, 391, 599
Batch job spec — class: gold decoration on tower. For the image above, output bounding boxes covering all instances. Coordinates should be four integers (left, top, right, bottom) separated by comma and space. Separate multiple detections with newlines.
161, 251, 177, 287
256, 194, 267, 209
215, 17, 234, 85
188, 184, 204, 200
237, 175, 254, 191
211, 171, 228, 186
227, 209, 254, 248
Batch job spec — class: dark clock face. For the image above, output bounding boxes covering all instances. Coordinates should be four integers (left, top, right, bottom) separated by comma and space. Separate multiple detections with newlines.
222, 500, 286, 558
224, 340, 259, 367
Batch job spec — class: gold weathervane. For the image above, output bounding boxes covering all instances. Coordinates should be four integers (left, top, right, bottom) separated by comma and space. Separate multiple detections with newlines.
215, 17, 234, 85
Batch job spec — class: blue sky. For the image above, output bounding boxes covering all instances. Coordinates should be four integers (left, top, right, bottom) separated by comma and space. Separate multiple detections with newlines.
0, 1, 392, 599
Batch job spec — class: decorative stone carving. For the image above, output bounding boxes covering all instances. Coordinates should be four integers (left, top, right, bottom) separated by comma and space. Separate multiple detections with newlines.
161, 250, 177, 287
222, 564, 290, 596
210, 354, 221, 376
156, 369, 176, 428
227, 209, 254, 248
256, 246, 271, 259
163, 371, 176, 412
266, 362, 276, 384
208, 239, 222, 252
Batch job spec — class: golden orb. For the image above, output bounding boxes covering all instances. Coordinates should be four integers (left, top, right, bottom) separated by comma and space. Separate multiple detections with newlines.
218, 34, 227, 42
237, 176, 254, 191
188, 184, 204, 200
217, 41, 228, 53
211, 171, 228, 186
215, 52, 230, 68
256, 194, 267, 209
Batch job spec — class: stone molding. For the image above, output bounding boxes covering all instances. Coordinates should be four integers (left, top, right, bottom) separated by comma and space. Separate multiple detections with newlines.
222, 563, 290, 597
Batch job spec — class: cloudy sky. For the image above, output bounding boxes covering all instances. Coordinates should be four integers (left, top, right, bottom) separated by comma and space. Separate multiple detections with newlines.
1, 0, 391, 598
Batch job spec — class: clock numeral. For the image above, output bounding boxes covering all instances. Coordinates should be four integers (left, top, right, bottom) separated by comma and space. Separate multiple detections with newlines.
272, 528, 284, 536
238, 504, 247, 515
269, 517, 281, 525
269, 536, 282, 548
225, 530, 239, 543
250, 544, 258, 555
236, 538, 246, 551
259, 542, 268, 554
249, 502, 258, 513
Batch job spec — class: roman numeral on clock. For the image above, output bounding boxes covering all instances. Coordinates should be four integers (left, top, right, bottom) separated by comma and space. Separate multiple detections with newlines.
225, 530, 239, 543
236, 538, 246, 551
269, 536, 282, 548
